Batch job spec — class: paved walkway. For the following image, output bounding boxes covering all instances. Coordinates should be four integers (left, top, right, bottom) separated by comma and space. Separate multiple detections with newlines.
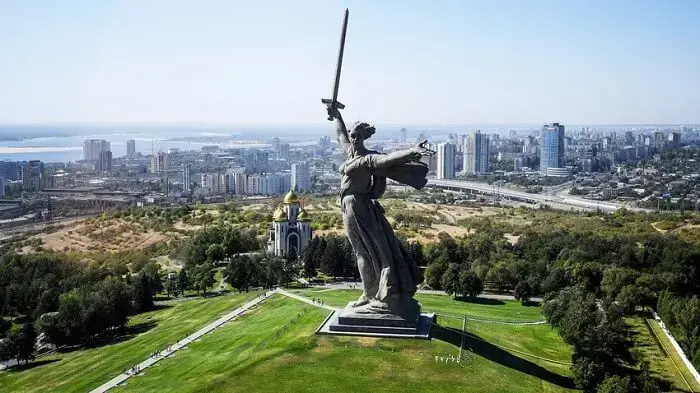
277, 288, 337, 311
89, 290, 275, 393
314, 283, 544, 302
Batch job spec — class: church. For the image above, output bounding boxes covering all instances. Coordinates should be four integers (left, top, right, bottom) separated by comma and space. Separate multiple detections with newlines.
267, 189, 312, 258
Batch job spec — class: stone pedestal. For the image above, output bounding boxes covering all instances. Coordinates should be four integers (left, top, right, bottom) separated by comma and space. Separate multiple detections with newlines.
316, 304, 434, 339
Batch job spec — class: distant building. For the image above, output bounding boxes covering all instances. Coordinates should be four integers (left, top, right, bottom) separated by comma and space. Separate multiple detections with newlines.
201, 145, 219, 153
514, 156, 524, 171
280, 143, 290, 159
668, 132, 681, 147
200, 173, 221, 194
151, 152, 169, 173
0, 177, 5, 198
291, 163, 311, 192
270, 137, 281, 153
400, 128, 407, 144
463, 131, 489, 175
267, 190, 312, 258
436, 143, 456, 179
540, 123, 565, 175
83, 139, 110, 161
182, 165, 192, 192
126, 139, 136, 157
0, 161, 22, 181
234, 173, 246, 195
22, 160, 44, 191
97, 151, 113, 172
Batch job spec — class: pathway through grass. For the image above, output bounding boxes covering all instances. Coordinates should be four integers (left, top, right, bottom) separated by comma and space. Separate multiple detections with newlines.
115, 296, 576, 393
0, 292, 258, 393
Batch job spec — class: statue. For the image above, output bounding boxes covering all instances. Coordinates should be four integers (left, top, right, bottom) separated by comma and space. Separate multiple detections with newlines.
320, 9, 435, 330
327, 106, 435, 324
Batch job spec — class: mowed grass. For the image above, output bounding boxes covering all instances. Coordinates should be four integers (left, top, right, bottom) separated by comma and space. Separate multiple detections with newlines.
626, 317, 700, 392
0, 292, 258, 393
291, 288, 544, 322
115, 295, 576, 393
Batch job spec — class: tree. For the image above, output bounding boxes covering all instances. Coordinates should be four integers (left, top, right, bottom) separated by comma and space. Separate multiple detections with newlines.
572, 356, 606, 393
459, 270, 483, 298
15, 322, 37, 365
226, 255, 256, 292
615, 285, 643, 314
514, 280, 533, 305
601, 267, 640, 300
206, 244, 224, 264
486, 261, 515, 293
597, 375, 632, 393
424, 255, 448, 290
191, 264, 216, 296
0, 336, 16, 363
441, 264, 461, 298
178, 269, 189, 294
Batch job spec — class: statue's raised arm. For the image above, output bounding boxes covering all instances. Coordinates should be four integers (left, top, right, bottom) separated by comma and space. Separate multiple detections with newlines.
327, 106, 351, 156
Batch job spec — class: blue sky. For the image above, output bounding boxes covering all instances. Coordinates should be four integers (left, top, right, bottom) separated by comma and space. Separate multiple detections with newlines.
0, 0, 698, 126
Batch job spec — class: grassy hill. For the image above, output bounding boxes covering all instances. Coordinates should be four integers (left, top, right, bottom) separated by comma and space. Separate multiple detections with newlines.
113, 296, 576, 393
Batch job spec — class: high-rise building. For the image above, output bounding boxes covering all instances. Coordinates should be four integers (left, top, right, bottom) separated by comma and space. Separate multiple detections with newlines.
436, 143, 456, 179
0, 161, 22, 181
22, 160, 44, 191
126, 140, 136, 157
97, 151, 113, 172
291, 163, 311, 192
270, 137, 281, 153
668, 132, 681, 147
234, 173, 246, 195
540, 123, 565, 175
182, 165, 192, 192
463, 131, 490, 175
151, 152, 169, 173
400, 128, 407, 144
0, 177, 5, 198
83, 139, 110, 161
280, 143, 290, 159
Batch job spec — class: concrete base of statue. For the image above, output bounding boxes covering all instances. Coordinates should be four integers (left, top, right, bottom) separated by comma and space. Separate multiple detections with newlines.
316, 300, 434, 339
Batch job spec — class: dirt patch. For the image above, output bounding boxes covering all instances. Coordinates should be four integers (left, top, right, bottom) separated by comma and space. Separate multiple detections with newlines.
26, 218, 175, 253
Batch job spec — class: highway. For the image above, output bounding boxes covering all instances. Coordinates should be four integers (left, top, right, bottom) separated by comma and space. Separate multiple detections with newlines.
428, 179, 650, 213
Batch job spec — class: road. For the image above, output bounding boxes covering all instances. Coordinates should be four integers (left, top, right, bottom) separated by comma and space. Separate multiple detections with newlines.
428, 179, 651, 213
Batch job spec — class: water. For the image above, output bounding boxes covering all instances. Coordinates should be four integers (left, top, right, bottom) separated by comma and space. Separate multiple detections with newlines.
0, 126, 333, 162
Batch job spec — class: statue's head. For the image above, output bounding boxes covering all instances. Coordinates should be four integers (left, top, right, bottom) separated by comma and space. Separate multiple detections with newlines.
348, 122, 376, 149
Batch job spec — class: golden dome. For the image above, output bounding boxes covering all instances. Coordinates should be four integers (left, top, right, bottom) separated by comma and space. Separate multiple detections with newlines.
273, 206, 287, 222
297, 208, 311, 221
283, 189, 300, 204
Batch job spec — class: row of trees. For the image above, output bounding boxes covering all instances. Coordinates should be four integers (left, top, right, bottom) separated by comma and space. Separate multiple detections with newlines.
657, 292, 700, 371
0, 251, 169, 364
543, 287, 659, 392
174, 226, 260, 268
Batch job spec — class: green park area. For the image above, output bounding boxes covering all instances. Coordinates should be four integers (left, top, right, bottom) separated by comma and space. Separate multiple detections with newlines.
2, 288, 698, 393
114, 295, 576, 393
0, 292, 257, 393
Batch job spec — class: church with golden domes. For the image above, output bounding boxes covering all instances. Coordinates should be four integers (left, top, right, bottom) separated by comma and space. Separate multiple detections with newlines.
267, 189, 312, 257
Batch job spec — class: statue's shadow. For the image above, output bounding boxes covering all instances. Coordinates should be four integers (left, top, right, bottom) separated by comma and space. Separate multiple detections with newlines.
431, 325, 575, 389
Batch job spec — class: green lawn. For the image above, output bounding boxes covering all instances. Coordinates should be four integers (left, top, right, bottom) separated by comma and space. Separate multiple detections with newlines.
291, 288, 544, 322
626, 317, 700, 392
115, 295, 576, 393
0, 292, 258, 393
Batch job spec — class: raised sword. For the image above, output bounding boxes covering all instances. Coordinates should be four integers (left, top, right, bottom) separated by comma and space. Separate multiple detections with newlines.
321, 8, 349, 120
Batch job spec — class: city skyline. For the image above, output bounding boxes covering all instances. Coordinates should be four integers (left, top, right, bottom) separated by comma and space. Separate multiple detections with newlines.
1, 1, 699, 125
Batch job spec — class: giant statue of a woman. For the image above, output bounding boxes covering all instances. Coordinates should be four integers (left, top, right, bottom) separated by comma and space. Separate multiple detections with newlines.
327, 106, 435, 325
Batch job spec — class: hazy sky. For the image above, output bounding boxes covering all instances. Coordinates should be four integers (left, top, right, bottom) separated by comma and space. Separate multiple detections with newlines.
1, 0, 699, 126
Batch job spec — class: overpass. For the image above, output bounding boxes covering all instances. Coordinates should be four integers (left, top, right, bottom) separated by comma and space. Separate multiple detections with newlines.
427, 179, 649, 213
